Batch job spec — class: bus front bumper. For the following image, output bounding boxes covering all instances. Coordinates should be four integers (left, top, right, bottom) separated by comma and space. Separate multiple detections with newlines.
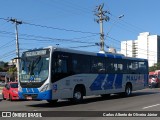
18, 90, 52, 100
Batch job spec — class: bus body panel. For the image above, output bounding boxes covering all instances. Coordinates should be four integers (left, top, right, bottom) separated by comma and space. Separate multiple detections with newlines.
18, 46, 148, 101
19, 73, 148, 100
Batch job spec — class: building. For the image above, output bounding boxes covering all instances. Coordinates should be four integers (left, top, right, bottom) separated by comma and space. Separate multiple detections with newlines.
121, 32, 160, 67
8, 59, 17, 66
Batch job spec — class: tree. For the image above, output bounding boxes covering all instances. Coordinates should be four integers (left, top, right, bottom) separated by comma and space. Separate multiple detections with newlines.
149, 62, 160, 72
4, 62, 9, 68
0, 67, 3, 72
7, 66, 17, 81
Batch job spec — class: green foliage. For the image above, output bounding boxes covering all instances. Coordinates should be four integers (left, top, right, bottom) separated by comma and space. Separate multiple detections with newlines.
149, 62, 160, 72
0, 67, 3, 72
8, 66, 17, 75
4, 62, 9, 67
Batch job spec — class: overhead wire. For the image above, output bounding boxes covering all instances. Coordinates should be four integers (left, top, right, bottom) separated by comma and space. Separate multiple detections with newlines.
0, 6, 159, 63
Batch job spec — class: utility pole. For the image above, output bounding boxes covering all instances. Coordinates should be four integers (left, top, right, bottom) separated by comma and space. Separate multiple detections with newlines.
9, 18, 22, 81
94, 3, 110, 52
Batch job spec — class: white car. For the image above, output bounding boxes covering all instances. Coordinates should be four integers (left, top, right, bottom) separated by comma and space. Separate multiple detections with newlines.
0, 82, 5, 86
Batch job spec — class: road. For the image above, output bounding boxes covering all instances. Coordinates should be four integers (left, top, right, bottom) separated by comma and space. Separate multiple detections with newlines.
0, 88, 160, 120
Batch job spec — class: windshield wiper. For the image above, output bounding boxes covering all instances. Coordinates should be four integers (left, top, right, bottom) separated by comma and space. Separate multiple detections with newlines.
38, 60, 43, 74
29, 56, 41, 75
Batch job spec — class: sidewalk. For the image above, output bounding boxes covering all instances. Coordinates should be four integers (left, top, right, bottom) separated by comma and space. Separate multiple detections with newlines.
0, 87, 2, 94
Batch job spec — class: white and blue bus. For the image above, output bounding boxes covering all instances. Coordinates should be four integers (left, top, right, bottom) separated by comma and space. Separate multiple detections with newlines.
18, 46, 148, 103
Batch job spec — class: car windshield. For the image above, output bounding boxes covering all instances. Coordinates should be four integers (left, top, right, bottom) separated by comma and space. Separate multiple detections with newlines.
10, 83, 18, 88
149, 75, 156, 79
19, 49, 50, 83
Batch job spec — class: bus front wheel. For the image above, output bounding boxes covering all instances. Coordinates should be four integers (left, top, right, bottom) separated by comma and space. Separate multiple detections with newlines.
71, 88, 83, 103
47, 100, 58, 104
125, 84, 132, 96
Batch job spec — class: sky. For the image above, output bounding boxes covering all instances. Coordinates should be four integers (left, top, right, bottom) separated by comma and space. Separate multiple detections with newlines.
0, 0, 160, 62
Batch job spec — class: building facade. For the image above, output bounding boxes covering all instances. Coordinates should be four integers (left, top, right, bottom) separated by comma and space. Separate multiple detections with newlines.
121, 32, 160, 67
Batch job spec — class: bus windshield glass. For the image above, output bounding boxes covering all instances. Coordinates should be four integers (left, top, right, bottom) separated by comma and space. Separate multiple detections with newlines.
19, 49, 50, 83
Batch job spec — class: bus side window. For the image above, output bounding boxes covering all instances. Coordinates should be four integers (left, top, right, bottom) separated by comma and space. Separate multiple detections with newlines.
91, 57, 105, 73
106, 64, 114, 73
57, 59, 67, 73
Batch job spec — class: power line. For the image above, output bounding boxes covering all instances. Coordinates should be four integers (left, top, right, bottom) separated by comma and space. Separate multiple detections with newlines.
0, 29, 159, 57
23, 22, 98, 35
0, 16, 159, 62
70, 44, 97, 48
1, 17, 99, 35
0, 40, 14, 49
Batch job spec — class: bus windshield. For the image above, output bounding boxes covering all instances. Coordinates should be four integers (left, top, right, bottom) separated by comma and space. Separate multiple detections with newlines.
19, 49, 50, 83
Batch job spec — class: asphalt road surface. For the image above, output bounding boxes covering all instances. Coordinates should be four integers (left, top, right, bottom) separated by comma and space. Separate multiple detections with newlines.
0, 88, 160, 120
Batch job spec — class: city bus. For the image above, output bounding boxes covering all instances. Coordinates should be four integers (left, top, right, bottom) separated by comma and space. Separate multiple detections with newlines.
18, 46, 148, 103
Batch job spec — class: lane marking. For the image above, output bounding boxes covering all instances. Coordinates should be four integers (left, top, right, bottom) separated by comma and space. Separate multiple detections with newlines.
142, 104, 160, 109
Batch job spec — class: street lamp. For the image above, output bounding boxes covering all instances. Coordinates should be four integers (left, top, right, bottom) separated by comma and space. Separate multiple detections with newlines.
106, 14, 124, 35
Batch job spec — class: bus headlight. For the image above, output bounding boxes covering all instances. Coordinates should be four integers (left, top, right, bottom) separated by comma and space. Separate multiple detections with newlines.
40, 84, 49, 92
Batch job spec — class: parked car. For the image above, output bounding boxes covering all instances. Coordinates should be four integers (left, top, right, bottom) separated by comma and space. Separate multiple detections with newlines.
2, 82, 19, 101
154, 70, 160, 87
149, 74, 158, 88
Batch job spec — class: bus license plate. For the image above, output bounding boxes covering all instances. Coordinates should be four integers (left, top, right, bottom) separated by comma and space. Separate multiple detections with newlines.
26, 96, 32, 100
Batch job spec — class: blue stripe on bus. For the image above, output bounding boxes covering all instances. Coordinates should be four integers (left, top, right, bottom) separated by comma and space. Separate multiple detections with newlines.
97, 53, 124, 59
115, 55, 123, 59
103, 74, 115, 89
97, 53, 105, 57
38, 90, 52, 100
22, 88, 39, 93
90, 74, 123, 91
114, 74, 123, 89
90, 74, 106, 90
106, 54, 114, 58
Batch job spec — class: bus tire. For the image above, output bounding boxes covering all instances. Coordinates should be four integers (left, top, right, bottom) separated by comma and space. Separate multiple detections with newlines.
47, 100, 58, 104
71, 88, 83, 103
125, 84, 132, 97
101, 94, 110, 98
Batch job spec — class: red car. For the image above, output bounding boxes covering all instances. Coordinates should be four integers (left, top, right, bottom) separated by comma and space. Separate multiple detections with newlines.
2, 82, 19, 101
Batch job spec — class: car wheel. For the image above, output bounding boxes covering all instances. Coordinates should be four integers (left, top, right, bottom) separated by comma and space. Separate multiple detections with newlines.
2, 94, 6, 100
9, 94, 12, 101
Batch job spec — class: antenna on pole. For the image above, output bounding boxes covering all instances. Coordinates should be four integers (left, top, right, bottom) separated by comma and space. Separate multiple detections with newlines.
94, 3, 110, 53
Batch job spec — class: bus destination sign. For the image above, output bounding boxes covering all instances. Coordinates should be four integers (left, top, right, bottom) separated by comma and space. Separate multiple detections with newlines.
25, 50, 47, 57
